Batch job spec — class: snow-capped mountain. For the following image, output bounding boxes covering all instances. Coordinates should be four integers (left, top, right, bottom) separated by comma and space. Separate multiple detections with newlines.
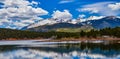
80, 16, 120, 29
22, 16, 105, 29
22, 16, 120, 32
27, 18, 57, 29
23, 18, 78, 29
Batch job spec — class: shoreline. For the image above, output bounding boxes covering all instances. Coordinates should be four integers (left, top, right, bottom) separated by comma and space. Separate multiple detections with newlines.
1, 37, 120, 41
40, 37, 120, 44
1, 37, 120, 42
0, 38, 120, 46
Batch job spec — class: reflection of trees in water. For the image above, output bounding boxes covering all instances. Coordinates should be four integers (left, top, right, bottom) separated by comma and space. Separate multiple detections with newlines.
0, 43, 120, 57
30, 43, 120, 57
0, 45, 28, 52
0, 45, 19, 52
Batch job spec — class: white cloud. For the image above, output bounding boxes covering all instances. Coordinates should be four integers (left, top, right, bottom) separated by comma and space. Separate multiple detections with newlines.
78, 14, 86, 18
87, 16, 105, 20
77, 2, 120, 16
59, 0, 74, 4
1, 0, 29, 7
0, 0, 48, 29
80, 8, 99, 13
108, 3, 120, 10
28, 10, 73, 28
52, 10, 72, 22
31, 1, 39, 5
21, 20, 35, 24
76, 16, 105, 23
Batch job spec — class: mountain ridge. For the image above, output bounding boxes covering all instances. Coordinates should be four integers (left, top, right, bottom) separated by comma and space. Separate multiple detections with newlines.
22, 16, 120, 32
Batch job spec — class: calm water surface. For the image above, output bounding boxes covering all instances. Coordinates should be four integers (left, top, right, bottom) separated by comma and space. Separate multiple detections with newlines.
0, 43, 120, 59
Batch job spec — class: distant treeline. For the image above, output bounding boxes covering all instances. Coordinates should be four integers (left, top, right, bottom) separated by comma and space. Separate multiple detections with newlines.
0, 27, 120, 40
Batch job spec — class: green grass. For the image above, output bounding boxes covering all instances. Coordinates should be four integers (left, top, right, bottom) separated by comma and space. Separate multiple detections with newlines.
56, 28, 93, 32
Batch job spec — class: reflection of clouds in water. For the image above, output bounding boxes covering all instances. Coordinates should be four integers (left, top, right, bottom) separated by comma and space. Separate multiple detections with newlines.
0, 49, 120, 59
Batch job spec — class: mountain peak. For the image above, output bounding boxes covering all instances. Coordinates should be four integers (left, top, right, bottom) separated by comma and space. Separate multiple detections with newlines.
104, 16, 117, 19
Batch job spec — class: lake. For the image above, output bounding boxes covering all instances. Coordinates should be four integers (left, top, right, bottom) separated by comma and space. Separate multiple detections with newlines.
0, 40, 120, 59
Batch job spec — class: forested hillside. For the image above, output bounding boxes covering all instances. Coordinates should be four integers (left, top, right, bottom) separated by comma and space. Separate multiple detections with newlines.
0, 27, 120, 40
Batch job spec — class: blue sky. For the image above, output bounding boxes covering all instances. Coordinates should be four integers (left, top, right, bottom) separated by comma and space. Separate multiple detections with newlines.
0, 0, 120, 29
33, 0, 120, 18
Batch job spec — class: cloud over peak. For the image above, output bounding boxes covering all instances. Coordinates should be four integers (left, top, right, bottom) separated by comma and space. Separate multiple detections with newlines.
52, 10, 72, 21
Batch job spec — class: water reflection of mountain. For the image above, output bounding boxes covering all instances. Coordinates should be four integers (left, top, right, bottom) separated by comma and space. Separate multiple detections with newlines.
30, 43, 120, 57
0, 43, 120, 59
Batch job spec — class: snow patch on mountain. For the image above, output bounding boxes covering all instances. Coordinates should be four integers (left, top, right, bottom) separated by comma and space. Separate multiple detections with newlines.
28, 19, 57, 28
87, 16, 105, 20
26, 16, 119, 29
